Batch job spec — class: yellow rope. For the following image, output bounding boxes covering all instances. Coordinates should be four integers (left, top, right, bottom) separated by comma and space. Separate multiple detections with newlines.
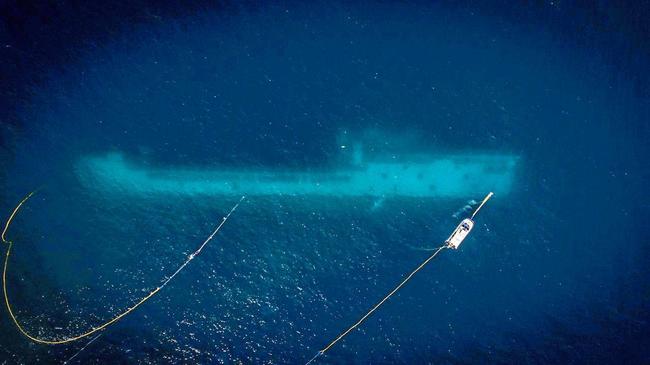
306, 245, 447, 364
307, 192, 495, 364
2, 191, 244, 345
1, 191, 34, 243
471, 192, 494, 220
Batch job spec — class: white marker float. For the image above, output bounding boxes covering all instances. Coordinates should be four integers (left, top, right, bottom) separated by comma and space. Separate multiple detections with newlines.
75, 152, 517, 197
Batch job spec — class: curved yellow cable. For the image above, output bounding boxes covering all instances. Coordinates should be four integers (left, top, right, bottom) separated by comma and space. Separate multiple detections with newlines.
2, 191, 244, 345
1, 191, 34, 244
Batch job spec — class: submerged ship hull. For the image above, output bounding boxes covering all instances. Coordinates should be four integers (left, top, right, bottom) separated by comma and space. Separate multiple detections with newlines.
76, 153, 517, 197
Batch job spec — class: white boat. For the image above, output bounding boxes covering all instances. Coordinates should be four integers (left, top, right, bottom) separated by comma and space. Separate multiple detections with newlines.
445, 218, 474, 249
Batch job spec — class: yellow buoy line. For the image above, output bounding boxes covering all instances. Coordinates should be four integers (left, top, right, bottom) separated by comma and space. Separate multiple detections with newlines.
1, 191, 245, 345
305, 192, 494, 364
2, 187, 493, 363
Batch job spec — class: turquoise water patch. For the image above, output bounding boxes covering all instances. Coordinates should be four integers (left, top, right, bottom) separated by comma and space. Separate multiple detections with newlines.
76, 152, 517, 197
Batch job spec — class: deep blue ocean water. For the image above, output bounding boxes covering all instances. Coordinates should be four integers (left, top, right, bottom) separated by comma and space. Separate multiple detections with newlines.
0, 1, 648, 364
